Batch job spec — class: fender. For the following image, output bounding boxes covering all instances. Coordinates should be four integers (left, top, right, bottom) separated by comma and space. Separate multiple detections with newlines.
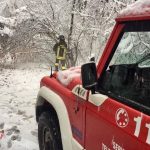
37, 86, 84, 150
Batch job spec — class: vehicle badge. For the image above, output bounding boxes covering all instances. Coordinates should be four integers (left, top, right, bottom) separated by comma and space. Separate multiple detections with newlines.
115, 108, 129, 128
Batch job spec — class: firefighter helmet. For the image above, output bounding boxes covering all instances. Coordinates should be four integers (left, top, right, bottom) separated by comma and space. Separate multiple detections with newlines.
59, 35, 65, 41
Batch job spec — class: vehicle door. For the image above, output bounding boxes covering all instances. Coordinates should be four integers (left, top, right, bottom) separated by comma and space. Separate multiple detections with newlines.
85, 21, 150, 150
64, 84, 87, 147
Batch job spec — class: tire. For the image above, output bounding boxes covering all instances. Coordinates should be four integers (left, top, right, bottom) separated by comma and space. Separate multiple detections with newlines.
38, 112, 63, 150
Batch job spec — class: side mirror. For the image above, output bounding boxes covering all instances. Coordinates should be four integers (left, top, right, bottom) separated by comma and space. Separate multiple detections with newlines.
81, 62, 97, 90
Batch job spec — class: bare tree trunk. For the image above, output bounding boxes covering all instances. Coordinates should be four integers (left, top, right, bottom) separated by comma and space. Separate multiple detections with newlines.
68, 0, 76, 67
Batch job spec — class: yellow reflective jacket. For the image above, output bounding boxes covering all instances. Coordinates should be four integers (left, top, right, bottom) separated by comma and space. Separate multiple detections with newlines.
53, 42, 67, 60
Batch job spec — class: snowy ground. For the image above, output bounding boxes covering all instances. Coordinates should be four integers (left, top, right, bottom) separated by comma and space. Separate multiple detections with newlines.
0, 68, 49, 150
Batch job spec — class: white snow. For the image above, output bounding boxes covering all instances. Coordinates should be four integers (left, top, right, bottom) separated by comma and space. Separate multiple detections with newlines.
0, 16, 15, 27
0, 5, 31, 37
0, 26, 13, 37
120, 0, 150, 17
14, 6, 31, 25
0, 68, 49, 150
13, 6, 27, 15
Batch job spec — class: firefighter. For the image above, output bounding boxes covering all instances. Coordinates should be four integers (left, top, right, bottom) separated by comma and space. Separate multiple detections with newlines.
53, 35, 68, 71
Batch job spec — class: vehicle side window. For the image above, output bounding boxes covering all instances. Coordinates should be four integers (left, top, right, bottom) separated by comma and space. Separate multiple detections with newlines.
98, 31, 150, 111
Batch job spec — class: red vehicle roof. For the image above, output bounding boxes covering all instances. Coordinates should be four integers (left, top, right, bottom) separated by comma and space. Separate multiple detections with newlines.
116, 0, 150, 22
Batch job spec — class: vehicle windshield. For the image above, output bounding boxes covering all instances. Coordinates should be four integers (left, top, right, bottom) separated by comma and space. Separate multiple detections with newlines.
111, 32, 150, 67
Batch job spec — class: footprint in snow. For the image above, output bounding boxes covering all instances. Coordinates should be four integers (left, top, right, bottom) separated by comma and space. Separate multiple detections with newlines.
6, 126, 20, 136
0, 122, 4, 129
31, 130, 38, 137
6, 126, 22, 148
23, 115, 34, 120
17, 110, 26, 115
11, 134, 21, 141
7, 139, 12, 148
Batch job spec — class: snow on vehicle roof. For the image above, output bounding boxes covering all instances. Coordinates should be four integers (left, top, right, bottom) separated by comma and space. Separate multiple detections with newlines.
119, 0, 150, 18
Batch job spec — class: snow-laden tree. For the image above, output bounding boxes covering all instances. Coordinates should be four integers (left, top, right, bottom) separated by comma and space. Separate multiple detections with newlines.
0, 0, 33, 67
0, 0, 136, 68
23, 0, 132, 66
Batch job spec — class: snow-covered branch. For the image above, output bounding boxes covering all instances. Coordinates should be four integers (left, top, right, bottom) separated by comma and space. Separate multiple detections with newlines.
0, 16, 15, 27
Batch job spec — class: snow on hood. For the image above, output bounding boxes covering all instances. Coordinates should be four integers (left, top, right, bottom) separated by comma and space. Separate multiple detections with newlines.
57, 66, 81, 86
120, 0, 150, 17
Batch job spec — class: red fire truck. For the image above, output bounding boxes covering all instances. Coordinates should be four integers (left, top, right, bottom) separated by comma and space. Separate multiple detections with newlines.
36, 1, 150, 150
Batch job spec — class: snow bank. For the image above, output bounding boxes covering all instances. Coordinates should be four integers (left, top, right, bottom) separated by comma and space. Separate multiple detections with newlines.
57, 66, 81, 86
120, 0, 150, 17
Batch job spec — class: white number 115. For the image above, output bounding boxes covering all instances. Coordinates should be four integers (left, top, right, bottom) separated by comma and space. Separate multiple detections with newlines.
134, 116, 150, 144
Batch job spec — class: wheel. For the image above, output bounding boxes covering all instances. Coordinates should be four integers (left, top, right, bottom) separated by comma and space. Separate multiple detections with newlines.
38, 112, 63, 150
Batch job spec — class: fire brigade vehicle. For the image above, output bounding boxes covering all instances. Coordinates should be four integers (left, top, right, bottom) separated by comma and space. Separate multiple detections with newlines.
36, 1, 150, 150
